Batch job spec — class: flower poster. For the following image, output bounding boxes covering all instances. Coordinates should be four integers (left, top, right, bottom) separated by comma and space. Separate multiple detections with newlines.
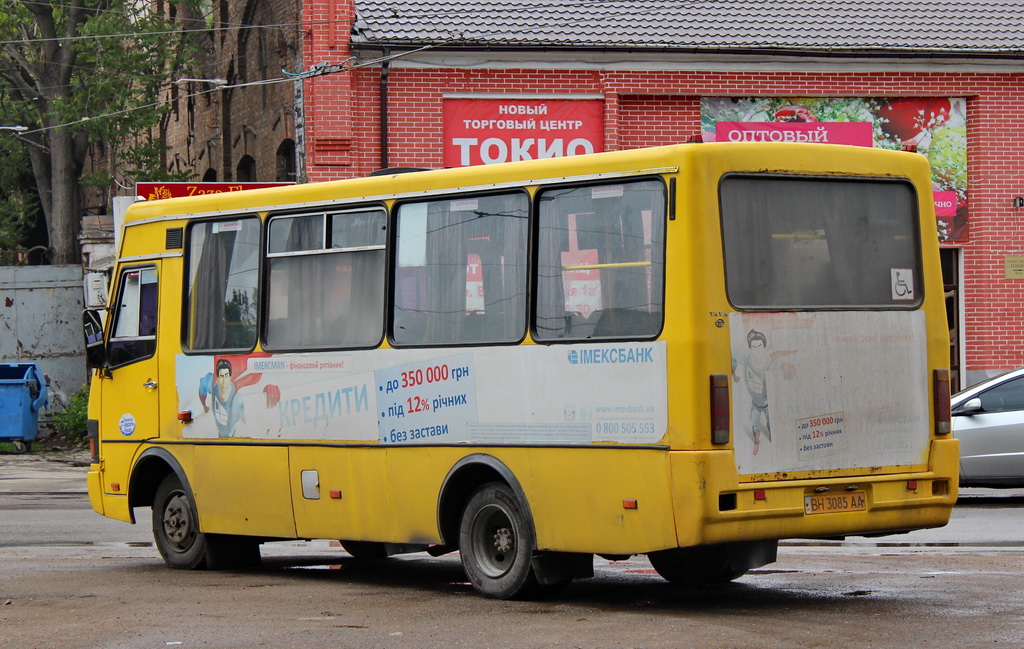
701, 97, 968, 242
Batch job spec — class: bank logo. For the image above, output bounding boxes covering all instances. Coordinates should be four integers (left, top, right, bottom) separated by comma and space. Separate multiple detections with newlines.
567, 347, 654, 365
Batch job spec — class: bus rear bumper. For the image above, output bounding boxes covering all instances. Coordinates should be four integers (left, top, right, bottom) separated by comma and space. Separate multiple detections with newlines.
670, 440, 959, 547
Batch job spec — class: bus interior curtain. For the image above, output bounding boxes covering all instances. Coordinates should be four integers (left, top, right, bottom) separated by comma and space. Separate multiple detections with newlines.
535, 190, 593, 336
475, 194, 528, 340
191, 230, 236, 349
820, 182, 867, 305
285, 216, 328, 345
721, 180, 778, 306
425, 200, 469, 342
345, 211, 387, 344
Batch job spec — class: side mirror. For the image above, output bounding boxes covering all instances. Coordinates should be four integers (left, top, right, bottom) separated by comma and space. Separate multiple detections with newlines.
954, 397, 983, 416
83, 309, 106, 369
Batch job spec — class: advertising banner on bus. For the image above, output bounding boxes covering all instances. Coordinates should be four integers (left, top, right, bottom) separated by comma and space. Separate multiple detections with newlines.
729, 311, 929, 476
175, 342, 668, 446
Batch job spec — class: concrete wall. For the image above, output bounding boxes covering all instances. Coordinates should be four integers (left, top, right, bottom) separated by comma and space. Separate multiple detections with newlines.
0, 265, 87, 430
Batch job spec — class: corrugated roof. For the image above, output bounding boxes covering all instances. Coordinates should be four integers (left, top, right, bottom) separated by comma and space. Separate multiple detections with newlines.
352, 0, 1024, 55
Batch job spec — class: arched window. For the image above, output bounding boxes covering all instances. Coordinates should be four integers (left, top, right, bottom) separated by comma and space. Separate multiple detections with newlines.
276, 139, 296, 182
202, 168, 218, 182
236, 155, 256, 181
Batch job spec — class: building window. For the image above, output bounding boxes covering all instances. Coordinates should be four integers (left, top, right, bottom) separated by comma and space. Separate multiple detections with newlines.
236, 155, 256, 181
276, 139, 296, 182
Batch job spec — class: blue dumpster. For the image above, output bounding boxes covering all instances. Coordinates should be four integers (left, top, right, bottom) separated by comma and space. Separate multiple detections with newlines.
0, 363, 49, 453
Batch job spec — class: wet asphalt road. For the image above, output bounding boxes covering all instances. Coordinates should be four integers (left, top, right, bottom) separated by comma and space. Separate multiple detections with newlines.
1, 454, 1023, 648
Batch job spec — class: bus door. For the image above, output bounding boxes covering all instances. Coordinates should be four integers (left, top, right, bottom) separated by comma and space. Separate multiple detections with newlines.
99, 264, 161, 495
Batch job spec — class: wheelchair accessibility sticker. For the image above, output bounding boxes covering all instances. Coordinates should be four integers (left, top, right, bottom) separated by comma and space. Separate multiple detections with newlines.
891, 268, 915, 301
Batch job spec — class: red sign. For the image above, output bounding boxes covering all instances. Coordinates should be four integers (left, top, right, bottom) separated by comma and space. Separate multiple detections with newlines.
443, 98, 604, 167
715, 122, 874, 147
135, 182, 293, 201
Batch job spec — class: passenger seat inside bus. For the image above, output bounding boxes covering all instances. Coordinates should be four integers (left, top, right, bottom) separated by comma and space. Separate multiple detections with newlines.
590, 308, 660, 338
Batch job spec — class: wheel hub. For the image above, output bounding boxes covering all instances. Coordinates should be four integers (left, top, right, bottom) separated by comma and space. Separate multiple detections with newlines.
493, 527, 513, 554
163, 494, 192, 547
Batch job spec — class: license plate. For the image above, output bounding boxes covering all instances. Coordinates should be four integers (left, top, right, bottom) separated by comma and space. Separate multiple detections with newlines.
804, 491, 866, 515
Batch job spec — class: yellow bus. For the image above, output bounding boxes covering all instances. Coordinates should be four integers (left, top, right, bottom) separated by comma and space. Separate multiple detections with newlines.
83, 142, 958, 598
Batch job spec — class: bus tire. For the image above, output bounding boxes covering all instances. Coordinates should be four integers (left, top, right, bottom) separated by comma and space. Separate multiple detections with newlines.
152, 473, 207, 570
459, 482, 539, 599
340, 540, 389, 559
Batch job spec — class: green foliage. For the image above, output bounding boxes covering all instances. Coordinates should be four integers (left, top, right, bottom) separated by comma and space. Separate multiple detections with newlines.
0, 0, 202, 260
0, 96, 41, 255
52, 384, 90, 443
0, 140, 40, 252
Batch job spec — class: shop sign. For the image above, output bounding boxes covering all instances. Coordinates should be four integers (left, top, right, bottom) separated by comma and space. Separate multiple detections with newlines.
1005, 256, 1024, 279
135, 182, 293, 201
716, 121, 873, 146
443, 98, 604, 167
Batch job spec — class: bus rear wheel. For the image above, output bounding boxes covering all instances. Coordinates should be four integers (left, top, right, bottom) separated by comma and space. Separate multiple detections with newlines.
459, 482, 540, 599
648, 540, 777, 587
152, 474, 207, 570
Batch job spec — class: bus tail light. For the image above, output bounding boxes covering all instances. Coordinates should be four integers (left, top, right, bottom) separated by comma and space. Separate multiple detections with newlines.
711, 374, 730, 445
87, 418, 100, 463
934, 369, 952, 435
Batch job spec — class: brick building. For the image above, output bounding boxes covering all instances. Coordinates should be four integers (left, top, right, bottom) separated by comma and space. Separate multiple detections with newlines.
162, 0, 303, 184
172, 0, 1023, 388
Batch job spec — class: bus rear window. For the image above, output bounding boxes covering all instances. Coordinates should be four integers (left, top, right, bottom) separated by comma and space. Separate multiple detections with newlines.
720, 176, 921, 309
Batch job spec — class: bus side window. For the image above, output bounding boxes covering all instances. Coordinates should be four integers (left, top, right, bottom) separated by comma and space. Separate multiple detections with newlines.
108, 267, 158, 368
534, 180, 666, 341
392, 192, 529, 345
264, 207, 386, 349
184, 217, 261, 352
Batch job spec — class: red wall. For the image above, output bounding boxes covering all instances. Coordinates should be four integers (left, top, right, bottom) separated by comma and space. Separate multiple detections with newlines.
300, 19, 1024, 375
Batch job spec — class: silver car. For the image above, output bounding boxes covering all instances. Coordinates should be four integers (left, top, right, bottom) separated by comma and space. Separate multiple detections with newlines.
951, 368, 1024, 487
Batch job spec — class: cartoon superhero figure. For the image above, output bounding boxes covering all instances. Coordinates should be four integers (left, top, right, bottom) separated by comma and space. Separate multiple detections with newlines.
198, 355, 280, 437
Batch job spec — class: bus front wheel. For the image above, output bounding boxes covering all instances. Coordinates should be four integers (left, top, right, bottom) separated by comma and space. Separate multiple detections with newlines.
152, 474, 207, 570
459, 482, 539, 599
